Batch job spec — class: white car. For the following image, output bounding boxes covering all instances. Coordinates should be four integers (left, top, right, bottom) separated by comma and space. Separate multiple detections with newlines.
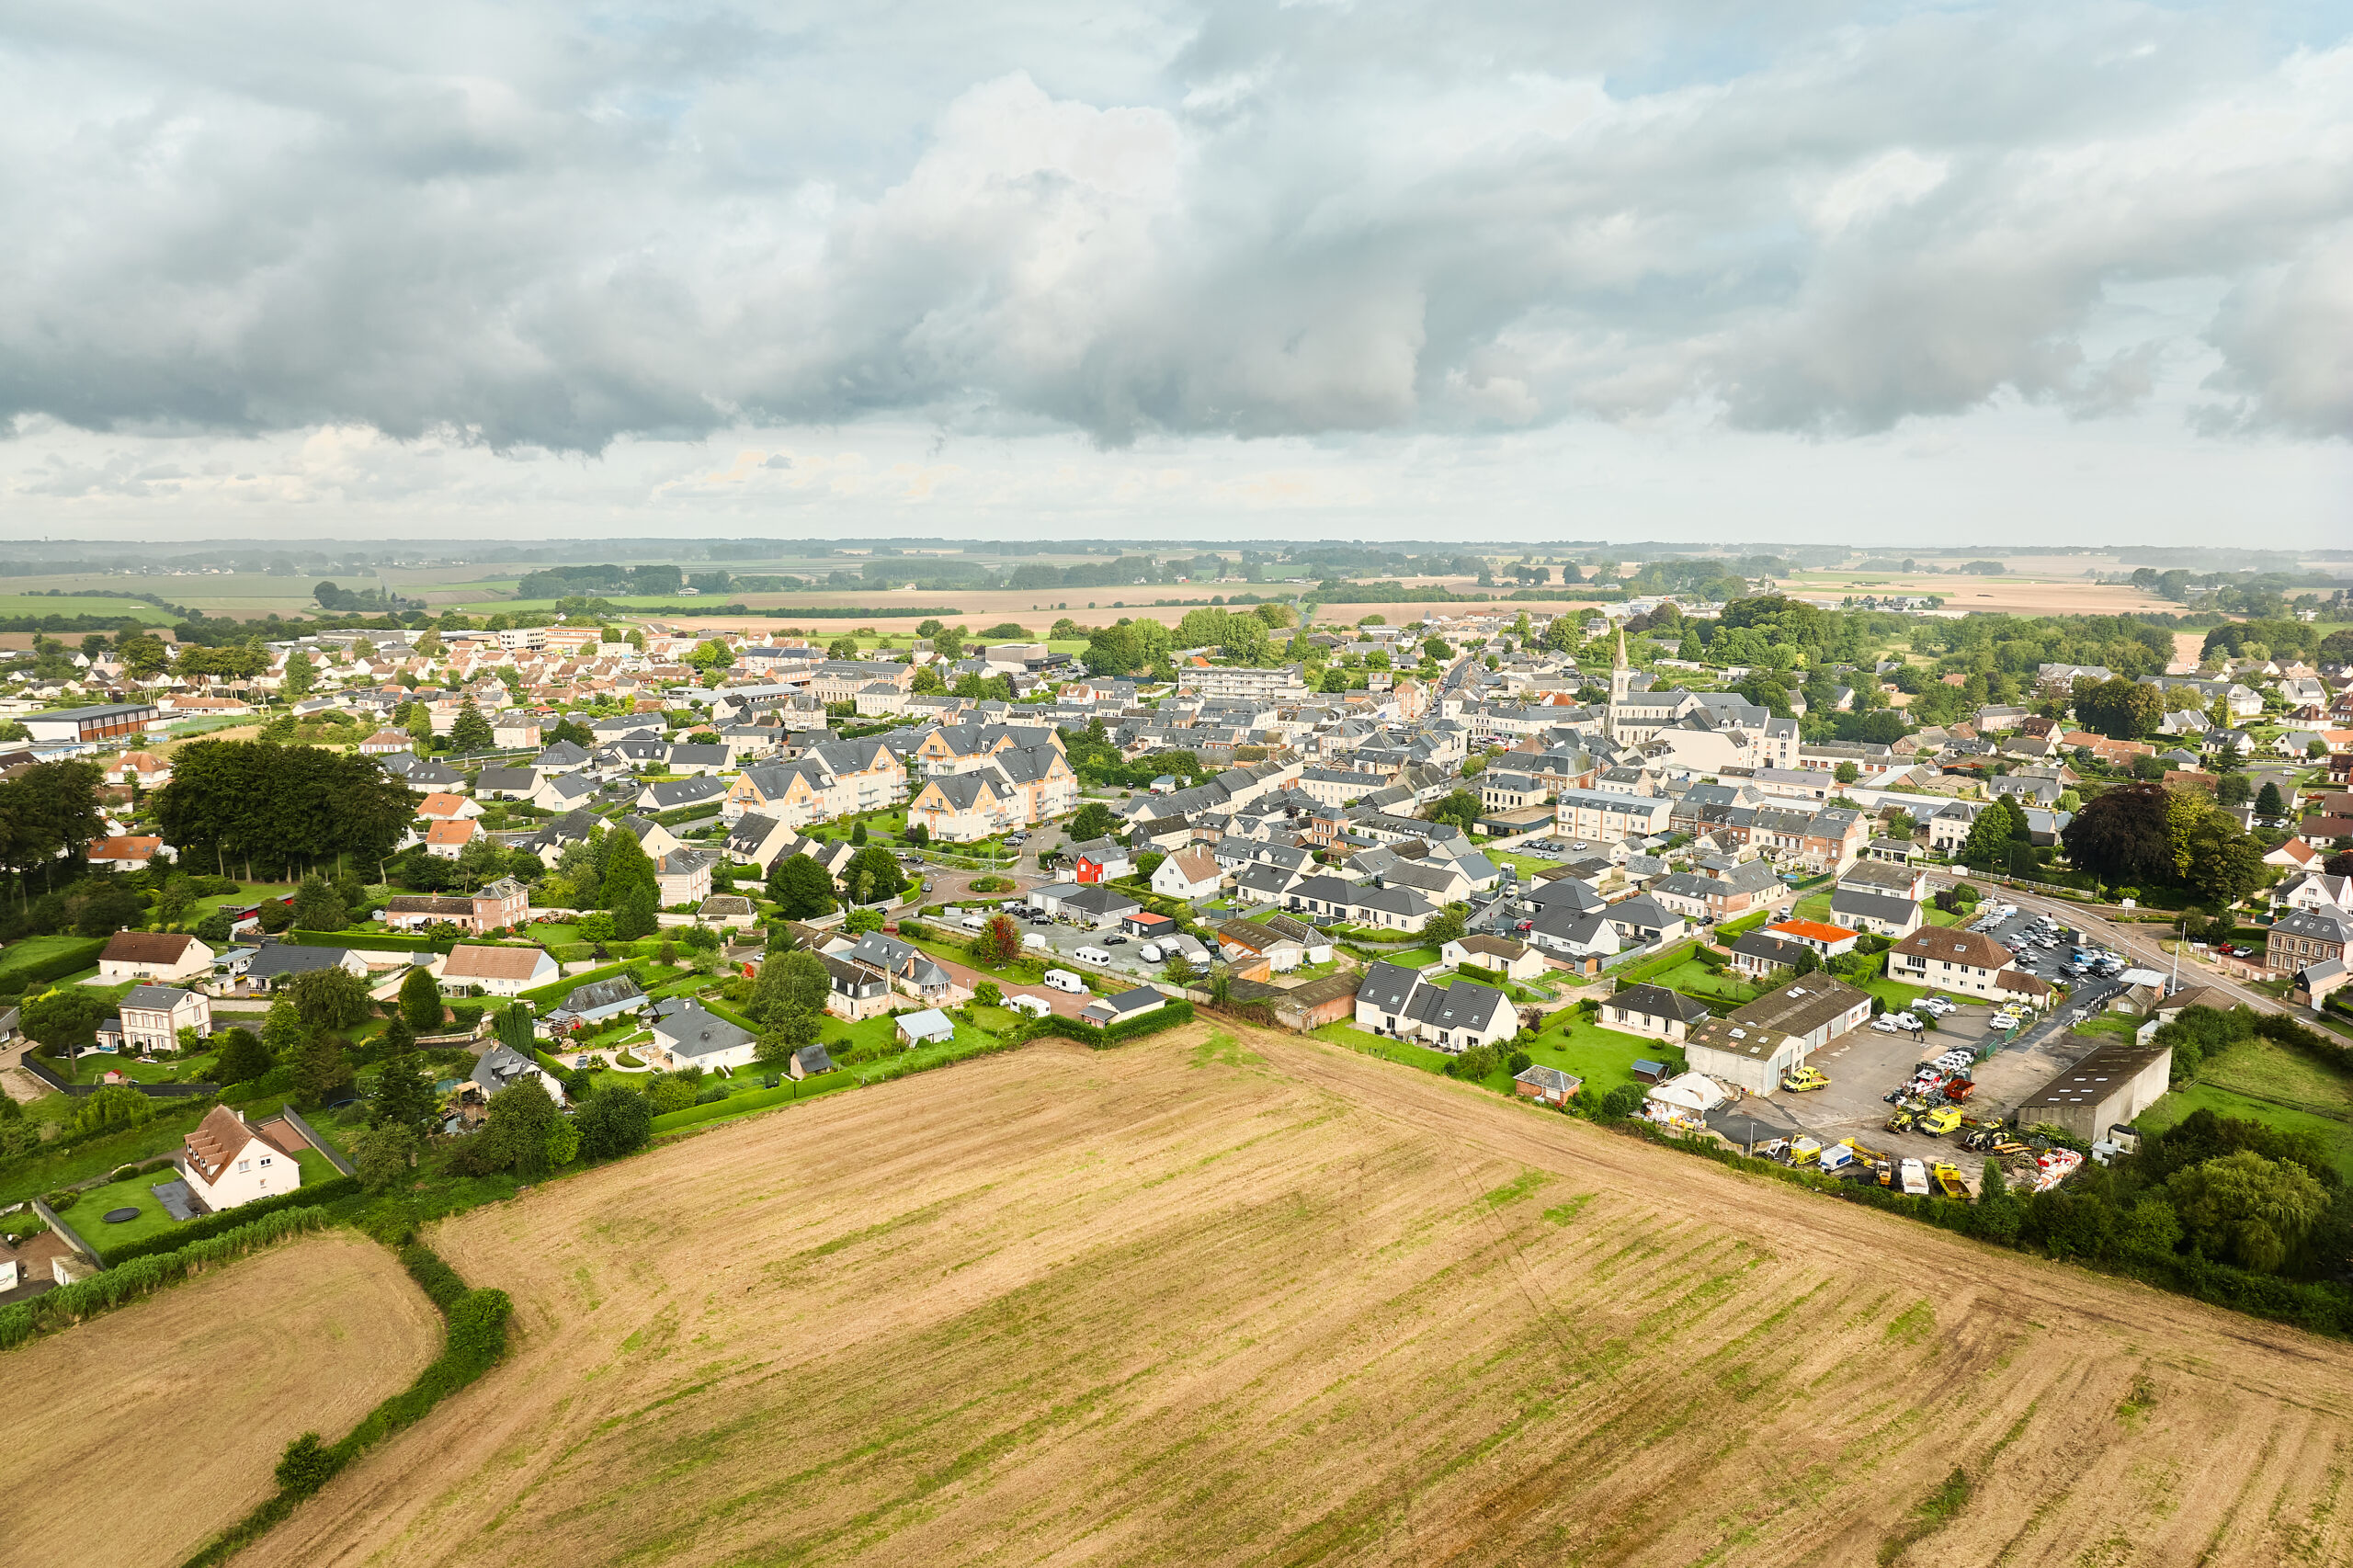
1871, 1017, 1900, 1033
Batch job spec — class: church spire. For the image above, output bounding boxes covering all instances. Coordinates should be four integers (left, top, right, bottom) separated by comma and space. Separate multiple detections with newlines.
1614, 626, 1627, 670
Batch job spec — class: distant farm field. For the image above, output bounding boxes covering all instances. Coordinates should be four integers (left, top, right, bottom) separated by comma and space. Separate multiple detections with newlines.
249, 1027, 2353, 1568
0, 1232, 441, 1568
0, 594, 183, 623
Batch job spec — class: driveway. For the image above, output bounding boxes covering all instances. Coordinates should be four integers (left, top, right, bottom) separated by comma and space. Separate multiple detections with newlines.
926, 950, 1097, 1019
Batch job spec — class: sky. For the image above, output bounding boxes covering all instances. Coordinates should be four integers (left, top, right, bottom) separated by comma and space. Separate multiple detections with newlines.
2, 0, 2348, 547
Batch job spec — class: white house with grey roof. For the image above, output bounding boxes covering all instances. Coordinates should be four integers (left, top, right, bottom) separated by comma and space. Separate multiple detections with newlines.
1351, 961, 1518, 1052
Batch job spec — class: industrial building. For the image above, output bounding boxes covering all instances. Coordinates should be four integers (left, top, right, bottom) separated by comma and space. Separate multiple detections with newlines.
2010, 1039, 2174, 1144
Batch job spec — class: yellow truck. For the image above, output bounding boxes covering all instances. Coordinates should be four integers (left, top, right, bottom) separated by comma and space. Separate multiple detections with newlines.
1780, 1064, 1830, 1092
1932, 1163, 1971, 1200
1921, 1106, 1963, 1135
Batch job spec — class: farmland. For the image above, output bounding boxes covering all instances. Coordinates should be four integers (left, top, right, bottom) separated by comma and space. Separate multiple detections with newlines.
0, 1233, 440, 1568
247, 1026, 2353, 1568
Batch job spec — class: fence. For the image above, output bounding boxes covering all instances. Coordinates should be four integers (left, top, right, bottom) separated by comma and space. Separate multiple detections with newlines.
30, 1196, 100, 1269
278, 1107, 357, 1177
17, 1055, 219, 1100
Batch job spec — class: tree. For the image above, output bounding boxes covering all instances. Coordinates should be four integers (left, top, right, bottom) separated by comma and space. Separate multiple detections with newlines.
2168, 1149, 2326, 1272
70, 1084, 154, 1136
1067, 801, 1120, 842
905, 821, 929, 846
289, 874, 348, 932
154, 871, 197, 929
400, 966, 446, 1031
21, 987, 108, 1052
1423, 908, 1467, 948
767, 855, 837, 919
574, 1085, 654, 1160
602, 830, 659, 913
1835, 760, 1860, 786
288, 965, 372, 1030
827, 635, 860, 660
2217, 771, 2252, 807
2255, 781, 2286, 819
293, 1028, 354, 1105
449, 699, 494, 753
1427, 790, 1482, 835
850, 820, 868, 846
749, 949, 831, 1030
368, 1052, 438, 1132
473, 1075, 562, 1178
2061, 783, 2175, 886
2184, 820, 2266, 908
841, 846, 906, 907
969, 913, 1021, 967
281, 650, 317, 700
352, 1124, 420, 1193
1164, 952, 1199, 987
210, 1027, 272, 1086
613, 880, 660, 940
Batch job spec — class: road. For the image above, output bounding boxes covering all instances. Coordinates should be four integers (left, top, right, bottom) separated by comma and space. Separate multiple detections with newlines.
1925, 875, 2302, 1027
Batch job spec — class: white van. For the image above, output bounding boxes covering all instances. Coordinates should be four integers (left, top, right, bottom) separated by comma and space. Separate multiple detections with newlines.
1138, 942, 1163, 963
1074, 946, 1112, 967
1007, 994, 1051, 1018
1043, 969, 1086, 994
1021, 932, 1048, 950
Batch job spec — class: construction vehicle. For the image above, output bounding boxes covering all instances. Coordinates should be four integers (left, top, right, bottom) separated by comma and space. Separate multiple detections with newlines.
1932, 1162, 1971, 1200
1886, 1108, 1918, 1134
1780, 1064, 1830, 1092
1944, 1077, 1977, 1103
1841, 1139, 1896, 1188
1899, 1158, 1931, 1198
1788, 1136, 1823, 1165
1961, 1128, 2028, 1157
1922, 1106, 1963, 1136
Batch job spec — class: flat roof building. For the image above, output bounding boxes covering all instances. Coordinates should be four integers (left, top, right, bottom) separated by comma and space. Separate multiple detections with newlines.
2012, 1039, 2173, 1144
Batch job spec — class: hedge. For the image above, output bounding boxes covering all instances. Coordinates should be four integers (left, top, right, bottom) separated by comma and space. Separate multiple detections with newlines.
1029, 997, 1195, 1048
519, 956, 661, 1009
0, 1205, 332, 1351
180, 1247, 514, 1568
651, 1074, 858, 1132
0, 937, 108, 991
100, 1176, 361, 1265
283, 929, 540, 954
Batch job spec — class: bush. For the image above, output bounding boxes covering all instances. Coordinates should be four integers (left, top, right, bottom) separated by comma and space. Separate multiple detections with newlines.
400, 1242, 471, 1310
445, 1288, 514, 1366
274, 1432, 336, 1494
449, 1003, 484, 1033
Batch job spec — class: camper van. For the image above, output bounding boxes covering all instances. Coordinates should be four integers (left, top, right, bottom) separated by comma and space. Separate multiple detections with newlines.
1007, 993, 1052, 1018
1138, 942, 1164, 963
1074, 947, 1113, 967
1021, 932, 1048, 949
1043, 969, 1086, 994
959, 914, 988, 932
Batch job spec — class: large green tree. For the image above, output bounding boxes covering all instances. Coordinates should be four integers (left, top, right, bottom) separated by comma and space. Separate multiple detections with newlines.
2060, 782, 2175, 887
840, 846, 905, 906
289, 873, 348, 932
2168, 1150, 2327, 1273
287, 964, 372, 1030
154, 740, 413, 879
449, 699, 494, 753
399, 966, 446, 1031
766, 855, 836, 919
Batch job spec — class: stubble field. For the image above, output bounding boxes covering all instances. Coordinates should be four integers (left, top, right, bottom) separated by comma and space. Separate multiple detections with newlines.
0, 1232, 442, 1568
235, 1026, 2353, 1568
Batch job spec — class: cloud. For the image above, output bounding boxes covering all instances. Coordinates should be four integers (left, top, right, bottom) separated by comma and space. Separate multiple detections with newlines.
0, 0, 2347, 457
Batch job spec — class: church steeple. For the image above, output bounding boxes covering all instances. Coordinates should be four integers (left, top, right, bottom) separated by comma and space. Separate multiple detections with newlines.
1607, 624, 1633, 740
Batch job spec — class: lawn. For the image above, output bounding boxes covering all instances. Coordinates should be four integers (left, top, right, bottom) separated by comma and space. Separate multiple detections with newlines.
1308, 1020, 1455, 1074
1639, 957, 1765, 1006
0, 934, 107, 987
68, 1146, 337, 1257
1343, 944, 1440, 970
2139, 1082, 2353, 1180
1526, 1011, 1677, 1095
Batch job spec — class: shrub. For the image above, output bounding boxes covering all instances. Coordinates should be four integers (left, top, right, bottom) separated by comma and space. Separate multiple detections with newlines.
399, 1243, 470, 1311
445, 1288, 515, 1366
274, 1432, 337, 1494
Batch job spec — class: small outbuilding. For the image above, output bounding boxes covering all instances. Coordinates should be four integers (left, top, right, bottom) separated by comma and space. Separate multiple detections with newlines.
1513, 1064, 1583, 1107
894, 1007, 957, 1048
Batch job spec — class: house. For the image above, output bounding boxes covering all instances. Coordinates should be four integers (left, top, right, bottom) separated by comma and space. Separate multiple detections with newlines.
114, 985, 211, 1053
436, 943, 559, 996
1886, 926, 2026, 997
724, 812, 800, 872
654, 849, 716, 907
638, 776, 731, 816
1151, 847, 1224, 900
1513, 1064, 1582, 1107
1217, 918, 1305, 973
1046, 885, 1141, 929
473, 767, 540, 801
180, 1106, 310, 1212
424, 819, 481, 859
1350, 962, 1518, 1052
1439, 934, 1545, 982
2011, 1039, 2172, 1142
2276, 873, 2353, 915
895, 1007, 958, 1047
1605, 894, 1684, 949
415, 791, 483, 822
699, 893, 757, 929
1683, 975, 1872, 1095
87, 835, 172, 871
1070, 837, 1133, 883
108, 751, 173, 788
468, 1041, 569, 1107
837, 931, 967, 1005
815, 950, 894, 1019
549, 973, 647, 1028
97, 930, 213, 984
1080, 987, 1166, 1028
789, 1041, 836, 1080
647, 999, 757, 1072
240, 942, 371, 992
1827, 888, 1923, 938
382, 877, 529, 937
1268, 972, 1363, 1032
2291, 959, 2349, 1009
1760, 919, 1860, 959
2270, 910, 2351, 974
1600, 983, 1712, 1044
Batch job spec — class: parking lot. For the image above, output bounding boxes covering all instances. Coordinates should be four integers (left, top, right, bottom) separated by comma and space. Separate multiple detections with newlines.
1707, 994, 2109, 1182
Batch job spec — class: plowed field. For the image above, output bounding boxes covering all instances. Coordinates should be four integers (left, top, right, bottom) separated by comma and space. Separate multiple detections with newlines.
1, 1232, 441, 1568
254, 1029, 2353, 1567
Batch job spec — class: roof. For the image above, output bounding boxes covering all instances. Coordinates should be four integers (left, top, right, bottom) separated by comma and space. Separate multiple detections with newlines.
416, 791, 471, 816
426, 820, 478, 846
1610, 983, 1712, 1026
470, 1043, 552, 1097
100, 930, 199, 965
1827, 890, 1917, 923
119, 984, 195, 1011
651, 1001, 755, 1058
1725, 975, 1871, 1040
1162, 847, 1221, 881
2014, 1040, 2171, 1112
1766, 919, 1860, 945
243, 942, 358, 980
895, 1006, 956, 1040
1515, 1064, 1582, 1094
563, 974, 646, 1012
1454, 934, 1529, 961
440, 943, 552, 981
88, 835, 164, 859
1356, 960, 1423, 1013
1892, 926, 2016, 971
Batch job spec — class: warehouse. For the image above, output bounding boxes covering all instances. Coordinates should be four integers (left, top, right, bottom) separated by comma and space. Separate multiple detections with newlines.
2011, 1039, 2174, 1144
1681, 975, 1871, 1096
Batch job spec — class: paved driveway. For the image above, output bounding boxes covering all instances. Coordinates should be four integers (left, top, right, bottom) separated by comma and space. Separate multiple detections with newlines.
926, 949, 1097, 1019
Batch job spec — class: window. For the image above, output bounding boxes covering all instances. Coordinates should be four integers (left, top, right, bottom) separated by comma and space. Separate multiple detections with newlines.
237, 1159, 250, 1173
259, 1156, 273, 1167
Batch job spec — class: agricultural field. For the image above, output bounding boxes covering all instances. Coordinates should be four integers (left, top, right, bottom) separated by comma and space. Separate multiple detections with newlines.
0, 1232, 441, 1568
0, 593, 183, 623
251, 1026, 2353, 1568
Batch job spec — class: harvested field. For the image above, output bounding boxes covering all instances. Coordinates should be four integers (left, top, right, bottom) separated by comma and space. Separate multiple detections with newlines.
1783, 572, 2177, 618
0, 1232, 440, 1568
256, 1028, 2353, 1567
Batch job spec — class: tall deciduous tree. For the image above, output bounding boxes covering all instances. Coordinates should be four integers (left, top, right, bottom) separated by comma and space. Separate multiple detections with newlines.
2060, 783, 2174, 887
399, 966, 446, 1031
766, 855, 836, 919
